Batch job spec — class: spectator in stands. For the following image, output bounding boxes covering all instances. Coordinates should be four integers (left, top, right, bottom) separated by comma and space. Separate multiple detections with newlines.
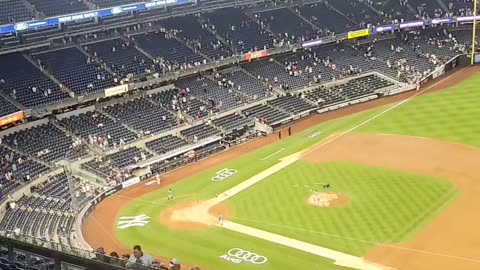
109, 252, 124, 267
126, 245, 153, 269
170, 258, 181, 270
151, 258, 169, 269
96, 247, 107, 262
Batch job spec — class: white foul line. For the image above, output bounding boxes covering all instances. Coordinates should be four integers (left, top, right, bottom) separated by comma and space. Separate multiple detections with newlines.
300, 68, 465, 158
259, 148, 286, 160
209, 68, 468, 270
230, 216, 480, 265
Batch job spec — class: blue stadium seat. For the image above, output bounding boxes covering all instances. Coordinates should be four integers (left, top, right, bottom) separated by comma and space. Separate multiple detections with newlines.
34, 48, 115, 95
0, 1, 33, 25
0, 97, 20, 118
27, 0, 89, 17
204, 7, 274, 53
0, 53, 68, 108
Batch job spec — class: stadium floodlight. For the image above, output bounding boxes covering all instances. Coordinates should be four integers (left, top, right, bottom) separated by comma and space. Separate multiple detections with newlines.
472, 0, 479, 65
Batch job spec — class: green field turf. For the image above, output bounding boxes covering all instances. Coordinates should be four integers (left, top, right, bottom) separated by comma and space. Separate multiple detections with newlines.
358, 74, 480, 145
115, 73, 480, 270
227, 161, 458, 256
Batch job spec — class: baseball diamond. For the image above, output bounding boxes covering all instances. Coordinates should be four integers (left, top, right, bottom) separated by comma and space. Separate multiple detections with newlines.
82, 66, 480, 270
1, 1, 480, 270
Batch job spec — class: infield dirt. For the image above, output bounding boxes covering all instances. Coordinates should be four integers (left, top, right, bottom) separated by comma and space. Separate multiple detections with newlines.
302, 133, 480, 270
82, 66, 480, 269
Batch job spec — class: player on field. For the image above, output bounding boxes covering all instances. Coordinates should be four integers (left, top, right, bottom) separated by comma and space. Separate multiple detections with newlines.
168, 188, 174, 200
313, 189, 319, 202
218, 215, 224, 226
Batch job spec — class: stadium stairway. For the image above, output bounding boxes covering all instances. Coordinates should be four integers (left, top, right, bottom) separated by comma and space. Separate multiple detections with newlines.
81, 0, 97, 10
299, 93, 319, 107
323, 1, 357, 25
287, 6, 321, 32
242, 8, 277, 38
22, 53, 75, 97
236, 66, 285, 96
405, 2, 419, 17
1, 143, 53, 169
195, 15, 234, 54
171, 34, 212, 62
266, 102, 291, 116
123, 36, 157, 62
70, 157, 111, 185
95, 107, 142, 139
143, 96, 181, 120
75, 45, 116, 77
271, 57, 313, 90
49, 118, 100, 157
19, 0, 37, 19
204, 72, 251, 100
77, 171, 110, 189
104, 136, 159, 159
360, 0, 384, 17
0, 91, 25, 112
436, 0, 450, 12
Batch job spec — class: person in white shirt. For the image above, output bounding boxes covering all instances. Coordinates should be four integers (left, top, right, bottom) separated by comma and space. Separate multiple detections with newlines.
218, 215, 224, 226
126, 245, 153, 269
312, 189, 319, 202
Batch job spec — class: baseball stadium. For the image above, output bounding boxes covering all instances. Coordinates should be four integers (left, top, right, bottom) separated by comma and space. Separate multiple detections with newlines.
0, 1, 480, 270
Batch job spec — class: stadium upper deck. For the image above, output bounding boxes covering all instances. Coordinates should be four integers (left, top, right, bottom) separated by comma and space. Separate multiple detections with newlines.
0, 0, 476, 118
0, 1, 476, 268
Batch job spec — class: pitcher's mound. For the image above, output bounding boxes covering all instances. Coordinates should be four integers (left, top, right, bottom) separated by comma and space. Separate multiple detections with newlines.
308, 193, 349, 208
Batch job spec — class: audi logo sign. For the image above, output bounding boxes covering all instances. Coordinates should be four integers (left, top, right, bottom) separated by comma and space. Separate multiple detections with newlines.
219, 248, 268, 265
211, 168, 238, 182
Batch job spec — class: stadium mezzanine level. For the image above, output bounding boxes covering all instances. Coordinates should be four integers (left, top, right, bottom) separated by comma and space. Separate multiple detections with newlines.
0, 0, 475, 53
0, 0, 476, 127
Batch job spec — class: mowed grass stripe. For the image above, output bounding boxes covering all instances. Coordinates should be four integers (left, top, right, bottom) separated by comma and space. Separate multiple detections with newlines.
118, 200, 354, 270
116, 74, 480, 269
359, 75, 480, 146
229, 162, 458, 256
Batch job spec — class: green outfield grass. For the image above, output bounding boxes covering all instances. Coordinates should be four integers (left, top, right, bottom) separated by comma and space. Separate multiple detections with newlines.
228, 161, 458, 256
115, 73, 480, 270
358, 74, 480, 145
117, 193, 353, 270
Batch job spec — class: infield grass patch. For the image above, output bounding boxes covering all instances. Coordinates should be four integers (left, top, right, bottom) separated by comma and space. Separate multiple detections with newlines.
115, 74, 480, 269
228, 162, 459, 256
